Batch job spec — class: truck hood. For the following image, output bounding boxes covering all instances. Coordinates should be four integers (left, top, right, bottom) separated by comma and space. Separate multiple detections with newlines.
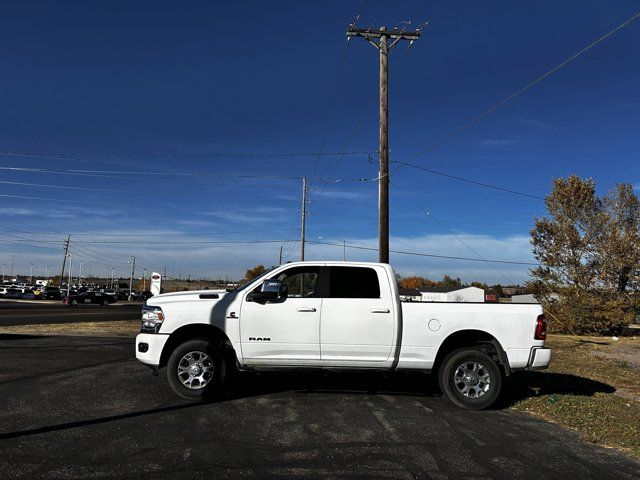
146, 289, 229, 306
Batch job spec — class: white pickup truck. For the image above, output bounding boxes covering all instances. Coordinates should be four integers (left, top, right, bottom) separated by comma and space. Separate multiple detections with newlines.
136, 261, 551, 409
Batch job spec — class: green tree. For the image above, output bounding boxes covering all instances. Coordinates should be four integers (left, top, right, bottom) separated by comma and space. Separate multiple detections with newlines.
530, 176, 640, 334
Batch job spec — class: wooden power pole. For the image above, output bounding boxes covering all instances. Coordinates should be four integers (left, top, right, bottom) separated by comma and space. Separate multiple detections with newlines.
59, 235, 70, 286
346, 25, 420, 263
301, 177, 307, 261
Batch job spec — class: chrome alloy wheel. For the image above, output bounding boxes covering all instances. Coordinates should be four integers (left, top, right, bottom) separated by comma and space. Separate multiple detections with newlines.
453, 361, 491, 398
177, 351, 214, 389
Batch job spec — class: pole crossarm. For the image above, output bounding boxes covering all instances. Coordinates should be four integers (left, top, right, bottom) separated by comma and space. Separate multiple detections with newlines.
346, 27, 421, 51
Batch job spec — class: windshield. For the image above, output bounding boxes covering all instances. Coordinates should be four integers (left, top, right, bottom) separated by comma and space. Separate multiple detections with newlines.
233, 268, 275, 293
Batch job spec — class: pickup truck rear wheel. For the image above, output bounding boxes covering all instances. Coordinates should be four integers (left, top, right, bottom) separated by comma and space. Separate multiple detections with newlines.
167, 339, 226, 400
439, 348, 502, 410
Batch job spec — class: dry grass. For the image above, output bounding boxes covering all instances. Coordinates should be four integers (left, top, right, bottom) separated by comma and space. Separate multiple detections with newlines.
510, 334, 640, 456
0, 320, 139, 337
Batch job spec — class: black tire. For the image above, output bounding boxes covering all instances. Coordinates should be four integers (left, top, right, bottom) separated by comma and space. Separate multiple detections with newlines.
438, 348, 502, 410
102, 299, 109, 306
71, 299, 78, 306
166, 339, 226, 400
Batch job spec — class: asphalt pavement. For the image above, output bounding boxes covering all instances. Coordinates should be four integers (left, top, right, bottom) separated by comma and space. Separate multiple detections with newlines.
0, 334, 638, 479
0, 301, 141, 326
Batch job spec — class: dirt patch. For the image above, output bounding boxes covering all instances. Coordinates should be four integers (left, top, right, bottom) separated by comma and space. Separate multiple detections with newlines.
0, 320, 139, 337
510, 334, 640, 457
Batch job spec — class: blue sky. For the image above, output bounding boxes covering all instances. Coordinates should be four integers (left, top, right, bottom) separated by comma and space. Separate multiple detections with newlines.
1, 0, 639, 284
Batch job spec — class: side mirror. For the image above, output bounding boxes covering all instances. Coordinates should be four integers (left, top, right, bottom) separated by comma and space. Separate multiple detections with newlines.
248, 279, 287, 302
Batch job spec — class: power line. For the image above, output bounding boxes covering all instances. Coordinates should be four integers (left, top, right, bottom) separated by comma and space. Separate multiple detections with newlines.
404, 8, 640, 163
308, 240, 537, 266
0, 194, 108, 205
0, 150, 370, 159
0, 166, 378, 182
389, 181, 516, 283
0, 180, 135, 193
66, 239, 299, 245
0, 227, 301, 237
308, 39, 352, 188
391, 160, 545, 200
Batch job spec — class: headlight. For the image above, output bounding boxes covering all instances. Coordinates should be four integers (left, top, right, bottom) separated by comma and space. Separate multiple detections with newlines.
141, 306, 165, 333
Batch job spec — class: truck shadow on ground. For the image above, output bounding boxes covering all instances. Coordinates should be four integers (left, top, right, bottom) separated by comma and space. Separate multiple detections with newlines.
496, 371, 616, 408
226, 369, 616, 410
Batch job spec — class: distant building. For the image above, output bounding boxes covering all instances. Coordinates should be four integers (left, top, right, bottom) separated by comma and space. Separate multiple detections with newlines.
419, 286, 485, 303
511, 293, 558, 304
511, 293, 538, 304
485, 293, 500, 303
501, 286, 527, 296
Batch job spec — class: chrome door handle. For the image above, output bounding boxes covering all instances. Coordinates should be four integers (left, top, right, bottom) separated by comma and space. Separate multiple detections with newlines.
370, 308, 390, 313
297, 307, 317, 312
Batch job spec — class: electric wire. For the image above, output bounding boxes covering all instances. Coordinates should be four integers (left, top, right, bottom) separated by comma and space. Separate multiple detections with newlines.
391, 160, 545, 200
308, 240, 538, 266
389, 181, 518, 283
404, 8, 640, 164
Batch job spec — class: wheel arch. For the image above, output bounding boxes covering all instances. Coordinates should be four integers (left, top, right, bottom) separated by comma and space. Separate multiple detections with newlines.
433, 329, 510, 376
160, 324, 238, 369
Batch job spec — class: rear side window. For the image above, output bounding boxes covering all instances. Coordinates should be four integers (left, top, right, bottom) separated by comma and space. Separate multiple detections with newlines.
329, 267, 380, 298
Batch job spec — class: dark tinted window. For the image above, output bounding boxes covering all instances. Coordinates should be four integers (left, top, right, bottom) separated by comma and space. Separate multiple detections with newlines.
329, 267, 380, 298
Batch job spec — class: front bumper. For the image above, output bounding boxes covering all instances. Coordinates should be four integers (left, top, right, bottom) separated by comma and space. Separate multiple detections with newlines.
136, 333, 170, 368
527, 346, 552, 370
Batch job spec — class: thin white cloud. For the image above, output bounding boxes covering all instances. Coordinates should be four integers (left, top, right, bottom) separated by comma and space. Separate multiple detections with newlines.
516, 117, 554, 131
1, 229, 535, 285
0, 207, 39, 216
479, 138, 521, 148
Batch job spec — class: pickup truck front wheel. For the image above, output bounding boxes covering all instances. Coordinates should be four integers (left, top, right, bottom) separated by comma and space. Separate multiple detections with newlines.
166, 339, 226, 400
439, 348, 502, 410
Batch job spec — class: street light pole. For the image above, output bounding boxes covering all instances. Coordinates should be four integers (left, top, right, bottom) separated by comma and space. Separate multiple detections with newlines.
128, 256, 135, 300
79, 263, 85, 286
143, 268, 147, 291
67, 254, 73, 295
30, 263, 34, 284
2, 263, 5, 282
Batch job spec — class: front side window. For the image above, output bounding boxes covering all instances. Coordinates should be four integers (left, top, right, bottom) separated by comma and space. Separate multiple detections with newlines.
329, 267, 380, 298
276, 267, 319, 298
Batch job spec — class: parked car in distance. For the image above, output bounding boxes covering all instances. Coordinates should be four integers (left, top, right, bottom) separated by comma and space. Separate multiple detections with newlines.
139, 291, 153, 302
38, 286, 62, 300
63, 291, 117, 306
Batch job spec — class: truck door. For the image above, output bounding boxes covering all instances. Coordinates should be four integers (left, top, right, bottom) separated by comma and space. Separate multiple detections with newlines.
320, 266, 395, 362
240, 266, 322, 364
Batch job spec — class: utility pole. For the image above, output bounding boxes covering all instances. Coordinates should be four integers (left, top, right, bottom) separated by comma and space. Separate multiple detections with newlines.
30, 263, 34, 285
110, 267, 114, 290
79, 262, 85, 286
279, 245, 283, 265
301, 177, 307, 261
143, 267, 147, 291
346, 25, 420, 263
59, 235, 70, 287
128, 256, 136, 300
2, 263, 5, 282
10, 255, 14, 277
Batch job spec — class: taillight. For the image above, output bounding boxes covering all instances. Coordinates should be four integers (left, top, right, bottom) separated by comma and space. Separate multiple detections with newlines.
534, 314, 547, 340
